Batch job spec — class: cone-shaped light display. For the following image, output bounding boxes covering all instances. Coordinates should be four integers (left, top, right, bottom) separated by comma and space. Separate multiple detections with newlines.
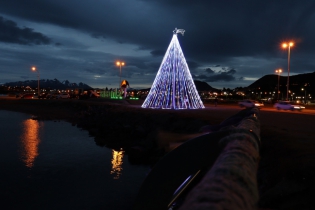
142, 29, 204, 109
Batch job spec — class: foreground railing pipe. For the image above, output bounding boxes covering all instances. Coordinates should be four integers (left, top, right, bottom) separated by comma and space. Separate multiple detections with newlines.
179, 108, 260, 210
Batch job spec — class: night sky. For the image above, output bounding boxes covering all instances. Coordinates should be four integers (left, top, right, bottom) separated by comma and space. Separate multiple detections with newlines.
1, 0, 315, 89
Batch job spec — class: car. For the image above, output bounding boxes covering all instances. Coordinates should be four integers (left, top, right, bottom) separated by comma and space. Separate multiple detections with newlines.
274, 101, 305, 111
69, 93, 79, 99
56, 93, 70, 99
15, 93, 23, 98
238, 100, 264, 108
46, 93, 59, 99
38, 93, 48, 99
20, 93, 35, 99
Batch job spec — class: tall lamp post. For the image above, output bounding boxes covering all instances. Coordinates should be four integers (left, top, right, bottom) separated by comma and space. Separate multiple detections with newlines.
32, 66, 40, 97
301, 88, 306, 104
282, 42, 294, 100
275, 69, 282, 100
116, 61, 125, 89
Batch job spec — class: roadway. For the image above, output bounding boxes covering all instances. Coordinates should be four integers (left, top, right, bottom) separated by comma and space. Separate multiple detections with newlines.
1, 95, 315, 116
203, 103, 315, 116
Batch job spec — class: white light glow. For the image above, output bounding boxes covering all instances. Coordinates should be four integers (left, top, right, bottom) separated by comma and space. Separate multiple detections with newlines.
142, 31, 204, 109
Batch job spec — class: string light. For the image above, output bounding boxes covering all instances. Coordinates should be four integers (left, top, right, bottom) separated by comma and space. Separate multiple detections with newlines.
142, 29, 204, 109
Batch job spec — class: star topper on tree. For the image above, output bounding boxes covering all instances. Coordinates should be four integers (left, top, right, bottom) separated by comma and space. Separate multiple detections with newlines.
173, 28, 185, 36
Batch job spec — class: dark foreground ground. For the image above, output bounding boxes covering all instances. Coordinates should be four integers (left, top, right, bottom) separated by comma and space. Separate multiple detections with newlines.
0, 97, 314, 210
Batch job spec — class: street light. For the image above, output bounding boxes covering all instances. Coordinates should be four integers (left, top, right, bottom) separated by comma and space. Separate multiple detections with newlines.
275, 69, 282, 100
301, 88, 306, 104
282, 42, 294, 100
116, 61, 125, 89
31, 66, 40, 97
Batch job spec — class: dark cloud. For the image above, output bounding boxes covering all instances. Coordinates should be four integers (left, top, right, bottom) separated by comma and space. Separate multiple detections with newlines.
0, 16, 51, 45
84, 68, 106, 75
0, 1, 79, 28
194, 67, 238, 82
224, 69, 236, 75
194, 73, 236, 82
187, 61, 200, 70
0, 0, 315, 89
209, 75, 236, 82
1, 1, 315, 59
150, 49, 165, 56
205, 68, 215, 74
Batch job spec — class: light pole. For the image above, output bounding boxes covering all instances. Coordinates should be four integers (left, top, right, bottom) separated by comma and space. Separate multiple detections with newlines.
301, 88, 306, 104
282, 42, 294, 101
275, 69, 282, 100
32, 66, 40, 97
116, 61, 125, 89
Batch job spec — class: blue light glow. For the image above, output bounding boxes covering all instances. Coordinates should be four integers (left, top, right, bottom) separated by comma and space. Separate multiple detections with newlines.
142, 33, 204, 109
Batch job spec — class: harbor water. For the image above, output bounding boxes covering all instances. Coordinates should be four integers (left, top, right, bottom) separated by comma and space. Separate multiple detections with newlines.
0, 110, 150, 210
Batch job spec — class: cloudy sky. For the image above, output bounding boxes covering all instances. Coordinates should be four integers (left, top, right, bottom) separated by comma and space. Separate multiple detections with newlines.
1, 0, 315, 89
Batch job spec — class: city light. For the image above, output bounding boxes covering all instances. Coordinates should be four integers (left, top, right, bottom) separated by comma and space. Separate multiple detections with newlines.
275, 69, 282, 100
301, 88, 307, 104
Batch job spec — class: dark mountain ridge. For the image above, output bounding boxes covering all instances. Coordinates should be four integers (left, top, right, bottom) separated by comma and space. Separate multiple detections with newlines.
194, 80, 220, 92
3, 72, 314, 95
248, 72, 315, 95
4, 78, 92, 90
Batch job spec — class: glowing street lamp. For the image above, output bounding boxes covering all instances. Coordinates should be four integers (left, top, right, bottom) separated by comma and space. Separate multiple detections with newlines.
282, 42, 294, 100
301, 88, 306, 104
275, 69, 282, 100
31, 66, 40, 97
116, 61, 125, 89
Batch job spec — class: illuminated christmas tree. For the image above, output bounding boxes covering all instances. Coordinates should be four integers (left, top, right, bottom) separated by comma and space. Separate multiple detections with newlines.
142, 28, 204, 109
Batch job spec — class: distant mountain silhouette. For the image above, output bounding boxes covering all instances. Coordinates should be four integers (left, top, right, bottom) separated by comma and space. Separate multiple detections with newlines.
248, 72, 315, 95
136, 80, 218, 93
4, 78, 92, 90
4, 73, 314, 95
194, 80, 220, 91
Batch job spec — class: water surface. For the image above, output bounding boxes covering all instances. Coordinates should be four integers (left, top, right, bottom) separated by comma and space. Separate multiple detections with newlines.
0, 110, 150, 210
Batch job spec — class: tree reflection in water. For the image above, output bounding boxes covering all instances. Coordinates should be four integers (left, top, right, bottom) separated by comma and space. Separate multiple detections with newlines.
110, 149, 124, 179
20, 119, 41, 168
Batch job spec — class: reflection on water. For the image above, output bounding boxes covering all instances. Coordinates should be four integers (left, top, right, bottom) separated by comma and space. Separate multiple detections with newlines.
0, 110, 150, 210
110, 149, 124, 179
20, 119, 41, 168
